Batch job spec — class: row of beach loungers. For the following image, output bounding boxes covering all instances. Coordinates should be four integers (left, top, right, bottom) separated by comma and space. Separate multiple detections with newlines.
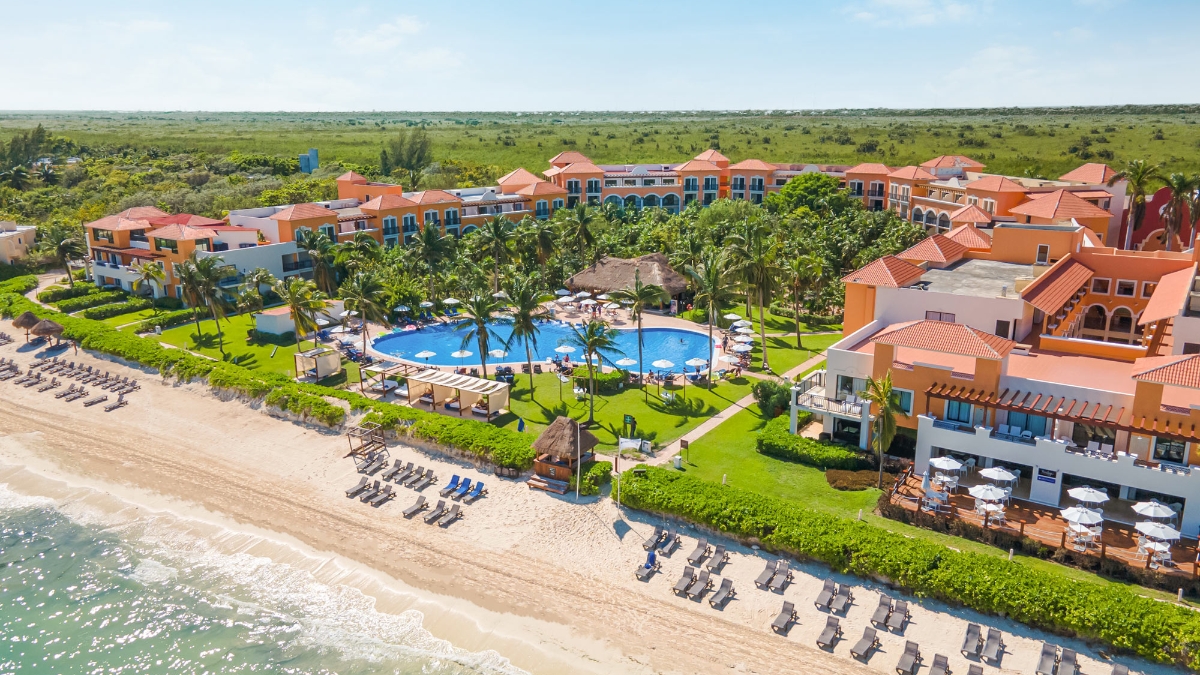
0, 332, 12, 346
0, 358, 131, 411
344, 452, 488, 527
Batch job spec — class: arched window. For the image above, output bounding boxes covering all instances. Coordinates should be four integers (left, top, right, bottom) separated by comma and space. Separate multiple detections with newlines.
937, 213, 950, 231
912, 208, 924, 223
444, 208, 460, 226
604, 195, 622, 206
1083, 305, 1107, 330
1109, 307, 1133, 333
461, 224, 478, 236
642, 194, 660, 208
663, 194, 680, 213
924, 210, 938, 227
535, 200, 549, 219
401, 214, 418, 244
552, 198, 564, 209
382, 216, 398, 236
624, 195, 641, 209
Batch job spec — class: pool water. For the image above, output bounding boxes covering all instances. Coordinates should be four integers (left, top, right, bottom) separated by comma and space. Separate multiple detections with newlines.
371, 320, 715, 373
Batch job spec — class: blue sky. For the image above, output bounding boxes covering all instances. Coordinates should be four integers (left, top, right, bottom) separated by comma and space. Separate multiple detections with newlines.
1, 0, 1196, 111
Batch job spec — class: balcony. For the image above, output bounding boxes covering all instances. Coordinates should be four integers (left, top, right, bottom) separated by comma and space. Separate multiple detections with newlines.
867, 188, 886, 198
282, 259, 314, 273
792, 371, 864, 419
932, 419, 975, 434
566, 186, 582, 195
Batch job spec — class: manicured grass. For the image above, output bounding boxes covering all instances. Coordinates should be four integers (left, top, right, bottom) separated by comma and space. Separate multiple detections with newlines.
681, 305, 841, 336
496, 371, 754, 450
742, 332, 841, 376
98, 307, 156, 329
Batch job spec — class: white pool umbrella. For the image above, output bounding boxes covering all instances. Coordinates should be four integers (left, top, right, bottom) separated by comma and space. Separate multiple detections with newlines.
615, 358, 638, 367
733, 335, 754, 343
731, 344, 753, 353
968, 484, 1007, 501
1060, 506, 1104, 526
556, 295, 575, 303
443, 298, 461, 305
723, 313, 743, 321
488, 349, 507, 358
575, 291, 592, 298
394, 305, 410, 312
597, 294, 611, 300
341, 310, 359, 318
1136, 521, 1181, 540
451, 350, 472, 358
604, 302, 620, 310
731, 319, 752, 327
579, 299, 597, 306
555, 288, 571, 296
979, 467, 1016, 482
718, 354, 741, 364
928, 456, 962, 471
735, 327, 755, 335
685, 358, 708, 368
419, 301, 434, 308
1132, 500, 1176, 519
554, 345, 575, 354
651, 359, 675, 370
492, 291, 508, 299
414, 350, 436, 364
1067, 486, 1109, 504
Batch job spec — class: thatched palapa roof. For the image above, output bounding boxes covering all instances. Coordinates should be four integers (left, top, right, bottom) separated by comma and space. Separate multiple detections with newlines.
532, 416, 599, 462
565, 253, 687, 296
12, 311, 39, 330
30, 319, 64, 337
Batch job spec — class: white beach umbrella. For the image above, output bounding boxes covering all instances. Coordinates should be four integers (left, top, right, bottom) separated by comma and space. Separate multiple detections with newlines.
1132, 500, 1176, 519
968, 484, 1007, 501
316, 318, 331, 327
685, 358, 708, 369
928, 456, 962, 471
1060, 506, 1104, 526
554, 345, 576, 354
651, 359, 675, 370
718, 354, 741, 364
555, 288, 571, 296
735, 327, 755, 335
419, 301, 434, 308
597, 294, 611, 300
604, 302, 620, 310
492, 291, 508, 299
733, 335, 755, 343
488, 349, 508, 358
575, 291, 592, 298
414, 350, 436, 364
341, 310, 359, 318
451, 350, 472, 358
615, 358, 638, 368
731, 344, 754, 353
443, 298, 461, 306
394, 305, 410, 312
1067, 486, 1109, 504
556, 295, 576, 304
724, 313, 743, 321
979, 467, 1016, 482
579, 299, 597, 306
1136, 521, 1181, 540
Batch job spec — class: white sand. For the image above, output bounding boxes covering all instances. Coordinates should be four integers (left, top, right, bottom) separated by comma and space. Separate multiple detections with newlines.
0, 334, 1171, 675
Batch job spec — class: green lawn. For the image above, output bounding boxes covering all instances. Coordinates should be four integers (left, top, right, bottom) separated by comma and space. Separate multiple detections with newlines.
496, 371, 754, 450
98, 307, 156, 329
679, 305, 841, 336
742, 332, 841, 376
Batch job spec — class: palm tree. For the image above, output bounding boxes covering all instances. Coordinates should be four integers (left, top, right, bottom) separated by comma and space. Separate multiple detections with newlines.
455, 293, 503, 378
611, 270, 667, 401
566, 320, 623, 424
242, 267, 276, 295
725, 219, 756, 316
477, 215, 514, 292
334, 231, 382, 274
38, 223, 87, 288
37, 165, 57, 186
559, 203, 597, 260
783, 252, 823, 349
235, 287, 263, 317
411, 221, 453, 299
503, 276, 545, 393
685, 248, 737, 386
727, 221, 780, 371
339, 271, 390, 357
1, 165, 30, 191
860, 372, 909, 489
1109, 160, 1163, 250
130, 261, 165, 306
297, 229, 338, 295
1157, 173, 1200, 252
178, 253, 235, 356
273, 276, 330, 351
519, 216, 558, 275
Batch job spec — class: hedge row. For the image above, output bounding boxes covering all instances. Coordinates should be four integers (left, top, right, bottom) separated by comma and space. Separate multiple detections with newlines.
756, 416, 866, 470
766, 302, 842, 326
56, 290, 127, 313
37, 282, 101, 303
80, 298, 153, 320
570, 460, 613, 496
0, 276, 39, 296
617, 466, 1200, 668
571, 366, 628, 394
134, 308, 200, 332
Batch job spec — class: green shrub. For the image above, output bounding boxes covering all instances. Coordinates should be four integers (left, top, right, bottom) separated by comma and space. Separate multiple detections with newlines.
247, 328, 296, 346
572, 366, 628, 394
56, 290, 127, 313
38, 282, 100, 303
80, 298, 153, 320
751, 379, 791, 417
766, 302, 842, 326
153, 296, 183, 310
756, 416, 865, 470
134, 308, 203, 332
0, 275, 39, 296
616, 466, 1200, 668
0, 261, 41, 282
569, 460, 612, 496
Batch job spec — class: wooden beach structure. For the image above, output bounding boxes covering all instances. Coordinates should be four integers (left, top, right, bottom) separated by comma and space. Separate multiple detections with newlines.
565, 253, 688, 298
528, 416, 598, 494
345, 421, 386, 459
400, 368, 510, 419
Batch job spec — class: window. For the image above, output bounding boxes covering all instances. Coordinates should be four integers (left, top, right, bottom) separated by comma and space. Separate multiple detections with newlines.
566, 179, 581, 194
586, 179, 601, 194
848, 180, 863, 196
1142, 281, 1157, 298
1036, 244, 1050, 265
925, 310, 956, 322
642, 179, 656, 186
661, 178, 676, 186
967, 195, 979, 206
535, 200, 549, 219
382, 216, 398, 236
981, 198, 996, 214
444, 208, 460, 226
892, 389, 914, 415
731, 176, 746, 191
1153, 437, 1187, 464
836, 375, 866, 401
623, 179, 637, 186
1006, 411, 1047, 437
750, 177, 764, 192
1116, 280, 1136, 297
424, 210, 439, 224
552, 198, 564, 209
153, 238, 178, 253
683, 177, 698, 192
1091, 278, 1110, 295
319, 224, 336, 240
604, 179, 617, 187
1184, 343, 1200, 355
1083, 305, 1107, 330
995, 319, 1011, 339
945, 400, 972, 424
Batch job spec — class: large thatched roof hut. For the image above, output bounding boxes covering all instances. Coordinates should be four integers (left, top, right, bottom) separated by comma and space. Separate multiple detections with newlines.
565, 253, 688, 297
532, 416, 599, 463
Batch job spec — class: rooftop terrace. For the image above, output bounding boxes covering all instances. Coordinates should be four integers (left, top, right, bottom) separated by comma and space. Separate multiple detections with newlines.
916, 258, 1033, 298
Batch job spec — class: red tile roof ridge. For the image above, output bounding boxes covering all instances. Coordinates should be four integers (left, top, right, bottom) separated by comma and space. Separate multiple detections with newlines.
497, 167, 543, 185
1139, 264, 1197, 326
1059, 163, 1117, 184
1019, 256, 1095, 314
558, 162, 604, 175
873, 319, 1016, 360
150, 224, 218, 241
887, 165, 936, 181
949, 204, 993, 224
846, 162, 892, 175
515, 181, 568, 196
336, 171, 368, 183
841, 255, 925, 287
1132, 354, 1200, 390
728, 158, 777, 171
269, 203, 338, 221
408, 190, 462, 204
967, 175, 1028, 193
921, 155, 985, 169
694, 149, 730, 163
897, 233, 970, 264
673, 159, 721, 172
1009, 189, 1112, 220
360, 194, 417, 210
946, 223, 992, 250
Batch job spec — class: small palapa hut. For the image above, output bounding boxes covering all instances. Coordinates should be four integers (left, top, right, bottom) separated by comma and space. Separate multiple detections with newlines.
531, 416, 598, 483
565, 253, 688, 298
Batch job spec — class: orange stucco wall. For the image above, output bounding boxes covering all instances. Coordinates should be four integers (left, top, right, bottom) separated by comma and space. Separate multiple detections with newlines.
842, 283, 877, 336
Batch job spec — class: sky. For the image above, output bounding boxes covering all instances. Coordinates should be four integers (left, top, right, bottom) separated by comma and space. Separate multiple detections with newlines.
1, 0, 1197, 112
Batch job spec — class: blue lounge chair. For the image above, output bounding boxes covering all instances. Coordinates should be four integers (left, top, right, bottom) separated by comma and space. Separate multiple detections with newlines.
453, 478, 472, 500
439, 475, 460, 497
464, 481, 486, 502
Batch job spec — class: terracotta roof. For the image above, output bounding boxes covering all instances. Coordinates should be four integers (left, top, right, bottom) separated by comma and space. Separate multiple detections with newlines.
966, 175, 1028, 193
150, 224, 217, 241
1019, 257, 1094, 314
841, 255, 925, 288
543, 166, 562, 177
408, 190, 462, 205
1069, 190, 1114, 200
873, 320, 1016, 360
694, 149, 730, 163
360, 194, 416, 210
87, 217, 151, 232
84, 206, 169, 230
897, 234, 969, 264
1139, 264, 1196, 326
1009, 189, 1113, 221
845, 162, 892, 175
1133, 355, 1200, 390
558, 162, 604, 176
145, 213, 226, 227
549, 151, 591, 165
496, 167, 543, 186
673, 159, 721, 173
946, 224, 992, 249
887, 166, 936, 181
336, 171, 368, 183
515, 181, 568, 196
1059, 163, 1117, 184
949, 204, 993, 223
921, 155, 985, 170
728, 158, 776, 171
269, 203, 338, 221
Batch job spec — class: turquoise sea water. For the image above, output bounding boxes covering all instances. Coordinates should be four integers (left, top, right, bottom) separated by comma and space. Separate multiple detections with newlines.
0, 487, 523, 674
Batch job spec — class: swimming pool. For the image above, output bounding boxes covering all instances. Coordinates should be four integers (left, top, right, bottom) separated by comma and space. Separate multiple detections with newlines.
371, 319, 715, 373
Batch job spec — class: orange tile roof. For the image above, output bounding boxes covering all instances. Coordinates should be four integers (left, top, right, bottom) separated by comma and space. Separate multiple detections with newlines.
145, 213, 226, 227
946, 224, 992, 250
845, 162, 892, 175
269, 203, 338, 221
1139, 264, 1196, 325
1009, 189, 1112, 220
150, 224, 217, 241
949, 204, 993, 224
497, 167, 543, 186
549, 151, 591, 165
1019, 257, 1094, 314
359, 194, 416, 210
1059, 163, 1117, 184
408, 190, 462, 205
515, 181, 568, 196
897, 234, 969, 264
673, 159, 721, 173
841, 255, 925, 288
86, 217, 151, 232
558, 162, 604, 176
887, 166, 936, 181
728, 158, 776, 171
694, 149, 729, 163
873, 320, 1016, 360
966, 175, 1028, 193
543, 166, 563, 177
84, 206, 169, 230
1133, 354, 1200, 389
336, 171, 368, 183
921, 155, 985, 170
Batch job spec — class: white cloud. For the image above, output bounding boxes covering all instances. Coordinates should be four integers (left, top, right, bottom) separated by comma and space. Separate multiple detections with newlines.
852, 0, 983, 27
334, 15, 425, 54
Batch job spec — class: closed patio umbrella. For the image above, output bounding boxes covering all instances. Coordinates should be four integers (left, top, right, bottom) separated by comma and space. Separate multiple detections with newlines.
1132, 500, 1176, 520
1060, 506, 1104, 526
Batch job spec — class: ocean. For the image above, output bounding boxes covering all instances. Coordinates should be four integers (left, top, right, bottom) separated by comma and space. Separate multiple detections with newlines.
0, 485, 525, 675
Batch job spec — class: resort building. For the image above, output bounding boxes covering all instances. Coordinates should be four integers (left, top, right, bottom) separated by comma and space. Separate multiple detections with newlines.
0, 220, 36, 265
793, 221, 1200, 534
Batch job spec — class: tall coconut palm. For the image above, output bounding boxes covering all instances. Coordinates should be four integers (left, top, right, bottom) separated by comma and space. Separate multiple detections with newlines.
411, 222, 453, 298
38, 223, 86, 288
1157, 173, 1200, 252
559, 203, 597, 260
725, 219, 757, 316
235, 287, 263, 317
611, 270, 667, 401
519, 216, 558, 275
130, 260, 164, 301
334, 231, 382, 274
566, 320, 623, 424
455, 293, 503, 378
0, 165, 30, 191
178, 253, 235, 356
860, 372, 909, 489
727, 221, 780, 371
503, 276, 545, 393
783, 252, 824, 349
339, 270, 390, 357
477, 215, 514, 292
297, 229, 338, 295
273, 276, 330, 351
685, 248, 737, 387
242, 267, 276, 295
37, 165, 58, 186
1109, 160, 1163, 250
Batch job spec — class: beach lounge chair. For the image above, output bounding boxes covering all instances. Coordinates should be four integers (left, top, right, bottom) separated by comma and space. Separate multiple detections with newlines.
359, 480, 382, 502
771, 601, 796, 634
82, 394, 108, 407
816, 616, 842, 649
658, 527, 680, 554
54, 384, 76, 399
413, 471, 436, 491
708, 578, 734, 608
755, 560, 778, 589
1060, 648, 1078, 675
394, 462, 416, 483
685, 570, 711, 599
424, 500, 447, 523
851, 627, 880, 661
968, 667, 983, 675
643, 525, 664, 551
452, 478, 472, 500
37, 378, 60, 392
961, 623, 982, 658
981, 629, 1004, 663
364, 456, 387, 475
1111, 665, 1129, 675
369, 485, 394, 507
1036, 643, 1059, 675
464, 481, 486, 502
635, 551, 659, 581
382, 461, 405, 481
438, 504, 462, 526
402, 496, 427, 518
345, 477, 369, 497
871, 595, 893, 627
404, 467, 427, 487
687, 538, 710, 565
831, 584, 853, 614
896, 641, 921, 675
930, 654, 950, 675
769, 560, 792, 592
65, 388, 89, 402
887, 599, 910, 632
440, 475, 461, 497
672, 566, 695, 595
815, 579, 835, 610
706, 544, 728, 573
104, 394, 128, 412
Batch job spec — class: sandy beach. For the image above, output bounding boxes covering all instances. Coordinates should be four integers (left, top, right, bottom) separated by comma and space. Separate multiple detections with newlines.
0, 336, 1176, 675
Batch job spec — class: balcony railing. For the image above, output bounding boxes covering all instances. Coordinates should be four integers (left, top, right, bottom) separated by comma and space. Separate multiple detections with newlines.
282, 259, 314, 272
867, 189, 886, 198
796, 392, 863, 417
990, 430, 1037, 445
932, 419, 975, 434
567, 186, 581, 195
